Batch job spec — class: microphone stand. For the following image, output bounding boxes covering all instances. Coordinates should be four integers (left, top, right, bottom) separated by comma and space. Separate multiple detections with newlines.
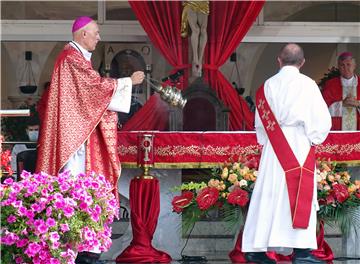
234, 85, 246, 131
239, 96, 246, 131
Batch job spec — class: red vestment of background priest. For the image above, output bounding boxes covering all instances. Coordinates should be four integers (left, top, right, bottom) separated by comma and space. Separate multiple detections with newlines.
321, 76, 360, 130
36, 44, 121, 198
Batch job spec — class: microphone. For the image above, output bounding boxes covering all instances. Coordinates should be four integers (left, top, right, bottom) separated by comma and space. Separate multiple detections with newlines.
161, 69, 184, 82
232, 82, 247, 130
233, 82, 245, 96
245, 96, 255, 112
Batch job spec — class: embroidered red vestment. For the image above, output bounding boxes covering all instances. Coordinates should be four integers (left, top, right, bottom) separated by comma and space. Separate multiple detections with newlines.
256, 84, 315, 229
321, 76, 360, 130
36, 44, 120, 199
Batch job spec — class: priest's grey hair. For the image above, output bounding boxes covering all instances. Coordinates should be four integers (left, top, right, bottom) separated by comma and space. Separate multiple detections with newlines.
279, 43, 304, 67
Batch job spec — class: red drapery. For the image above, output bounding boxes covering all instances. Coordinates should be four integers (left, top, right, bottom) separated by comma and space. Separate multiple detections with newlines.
115, 178, 172, 263
122, 0, 189, 131
229, 221, 334, 263
203, 1, 264, 130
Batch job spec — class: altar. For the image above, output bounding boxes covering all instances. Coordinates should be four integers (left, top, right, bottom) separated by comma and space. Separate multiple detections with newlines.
117, 131, 360, 168
101, 131, 360, 262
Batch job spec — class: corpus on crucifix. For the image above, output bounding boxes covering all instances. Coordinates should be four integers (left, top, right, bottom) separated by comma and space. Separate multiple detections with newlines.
181, 1, 209, 77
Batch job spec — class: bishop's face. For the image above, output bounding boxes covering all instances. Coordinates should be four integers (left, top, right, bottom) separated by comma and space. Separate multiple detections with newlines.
83, 21, 101, 52
338, 57, 356, 80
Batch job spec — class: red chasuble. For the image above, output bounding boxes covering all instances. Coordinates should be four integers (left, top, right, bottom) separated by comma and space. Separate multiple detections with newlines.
321, 76, 360, 130
36, 44, 120, 199
256, 84, 315, 229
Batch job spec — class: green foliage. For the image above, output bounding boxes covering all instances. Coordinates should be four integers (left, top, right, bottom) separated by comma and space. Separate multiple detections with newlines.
318, 67, 341, 88
173, 159, 360, 240
316, 159, 360, 236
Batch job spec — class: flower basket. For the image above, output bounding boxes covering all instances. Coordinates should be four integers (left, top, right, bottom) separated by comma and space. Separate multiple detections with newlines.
171, 157, 259, 233
171, 157, 360, 236
316, 159, 360, 234
0, 171, 118, 264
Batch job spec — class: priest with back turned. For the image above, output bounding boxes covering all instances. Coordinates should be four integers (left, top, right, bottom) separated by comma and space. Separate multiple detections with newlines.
242, 43, 331, 264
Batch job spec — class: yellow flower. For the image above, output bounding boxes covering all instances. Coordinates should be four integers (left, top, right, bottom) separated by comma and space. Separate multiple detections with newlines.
228, 173, 238, 183
218, 181, 226, 191
342, 172, 350, 183
239, 167, 249, 176
208, 179, 220, 188
322, 163, 332, 172
221, 167, 229, 179
327, 175, 335, 182
232, 162, 240, 171
348, 184, 357, 194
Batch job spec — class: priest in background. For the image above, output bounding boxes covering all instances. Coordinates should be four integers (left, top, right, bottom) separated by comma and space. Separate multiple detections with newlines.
242, 43, 331, 264
321, 52, 359, 130
36, 16, 144, 264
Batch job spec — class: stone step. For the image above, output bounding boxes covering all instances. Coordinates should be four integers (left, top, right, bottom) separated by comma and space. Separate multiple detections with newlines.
110, 219, 344, 256
111, 219, 342, 237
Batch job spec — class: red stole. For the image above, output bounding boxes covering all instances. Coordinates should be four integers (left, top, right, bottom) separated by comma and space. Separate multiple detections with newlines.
36, 44, 120, 200
256, 84, 315, 229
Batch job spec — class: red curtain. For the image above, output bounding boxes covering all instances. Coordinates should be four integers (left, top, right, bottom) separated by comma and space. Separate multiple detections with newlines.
116, 178, 172, 263
122, 0, 189, 131
126, 1, 264, 131
203, 1, 265, 130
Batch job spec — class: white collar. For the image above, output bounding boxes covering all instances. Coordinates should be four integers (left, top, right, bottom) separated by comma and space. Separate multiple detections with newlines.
341, 75, 356, 86
280, 65, 300, 73
69, 41, 92, 61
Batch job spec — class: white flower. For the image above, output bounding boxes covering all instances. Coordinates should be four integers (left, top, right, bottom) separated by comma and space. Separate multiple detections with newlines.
324, 185, 331, 191
320, 172, 327, 180
316, 174, 323, 183
239, 179, 248, 187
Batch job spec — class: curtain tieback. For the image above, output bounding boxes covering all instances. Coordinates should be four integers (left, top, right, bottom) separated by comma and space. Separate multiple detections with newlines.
202, 64, 219, 70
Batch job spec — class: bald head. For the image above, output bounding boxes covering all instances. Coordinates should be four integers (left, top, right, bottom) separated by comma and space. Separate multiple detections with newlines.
72, 20, 100, 52
278, 43, 305, 68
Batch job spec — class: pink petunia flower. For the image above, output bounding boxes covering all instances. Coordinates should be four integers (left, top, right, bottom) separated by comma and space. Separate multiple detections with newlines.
60, 223, 70, 232
7, 215, 16, 224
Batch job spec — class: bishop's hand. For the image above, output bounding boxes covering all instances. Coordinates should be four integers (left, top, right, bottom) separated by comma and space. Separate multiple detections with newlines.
343, 95, 360, 108
130, 71, 145, 85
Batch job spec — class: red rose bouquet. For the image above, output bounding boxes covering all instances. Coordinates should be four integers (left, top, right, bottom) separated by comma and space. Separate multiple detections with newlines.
172, 157, 360, 235
171, 157, 258, 232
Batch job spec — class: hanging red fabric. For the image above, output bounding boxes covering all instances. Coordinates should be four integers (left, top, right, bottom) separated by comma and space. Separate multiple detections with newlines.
204, 1, 264, 130
229, 222, 334, 263
115, 178, 171, 263
123, 1, 189, 131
